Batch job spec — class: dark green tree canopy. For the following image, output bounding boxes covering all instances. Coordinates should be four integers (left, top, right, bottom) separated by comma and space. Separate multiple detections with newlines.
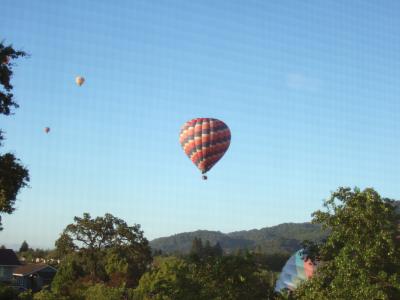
53, 213, 152, 290
63, 213, 149, 251
0, 153, 29, 213
0, 41, 29, 230
135, 254, 276, 300
55, 232, 77, 259
295, 187, 400, 300
0, 42, 27, 115
189, 238, 224, 262
0, 153, 29, 230
19, 240, 29, 252
190, 237, 203, 256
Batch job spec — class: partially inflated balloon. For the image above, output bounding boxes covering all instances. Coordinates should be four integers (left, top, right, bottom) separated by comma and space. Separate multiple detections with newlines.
75, 76, 85, 86
179, 118, 231, 179
275, 250, 317, 293
44, 127, 50, 134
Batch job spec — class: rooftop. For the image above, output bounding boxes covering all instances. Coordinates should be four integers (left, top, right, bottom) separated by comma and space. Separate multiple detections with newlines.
13, 263, 57, 276
0, 249, 21, 266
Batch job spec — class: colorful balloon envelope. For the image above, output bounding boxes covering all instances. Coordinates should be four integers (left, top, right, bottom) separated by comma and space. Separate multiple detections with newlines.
179, 118, 231, 179
44, 127, 50, 134
75, 76, 85, 86
275, 250, 317, 293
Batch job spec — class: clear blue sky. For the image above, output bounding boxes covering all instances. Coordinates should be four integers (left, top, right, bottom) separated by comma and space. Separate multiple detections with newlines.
1, 0, 400, 249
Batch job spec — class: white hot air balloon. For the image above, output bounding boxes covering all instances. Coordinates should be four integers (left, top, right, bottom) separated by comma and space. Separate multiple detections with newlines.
75, 76, 85, 86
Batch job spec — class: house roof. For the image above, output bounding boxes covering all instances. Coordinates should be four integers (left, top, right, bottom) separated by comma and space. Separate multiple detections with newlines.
0, 249, 21, 266
13, 263, 57, 276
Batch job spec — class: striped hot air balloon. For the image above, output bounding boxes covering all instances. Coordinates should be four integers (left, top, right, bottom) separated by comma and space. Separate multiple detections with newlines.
179, 118, 231, 180
275, 250, 317, 293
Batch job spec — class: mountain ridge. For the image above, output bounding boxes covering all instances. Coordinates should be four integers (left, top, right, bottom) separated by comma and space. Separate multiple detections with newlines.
150, 222, 326, 255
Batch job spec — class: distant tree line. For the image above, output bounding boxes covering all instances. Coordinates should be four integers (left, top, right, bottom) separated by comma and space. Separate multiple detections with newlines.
1, 187, 400, 299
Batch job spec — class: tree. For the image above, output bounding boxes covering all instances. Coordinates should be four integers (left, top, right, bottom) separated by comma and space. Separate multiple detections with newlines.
253, 252, 290, 272
64, 213, 149, 250
193, 254, 275, 300
50, 253, 84, 297
57, 213, 152, 285
19, 240, 29, 252
84, 284, 132, 300
33, 290, 70, 300
0, 41, 29, 230
0, 153, 29, 230
134, 257, 202, 300
135, 254, 276, 300
202, 240, 213, 258
295, 187, 400, 300
54, 233, 76, 259
213, 242, 223, 257
189, 237, 203, 260
17, 290, 33, 300
0, 283, 19, 300
104, 245, 151, 287
0, 42, 27, 115
189, 238, 223, 262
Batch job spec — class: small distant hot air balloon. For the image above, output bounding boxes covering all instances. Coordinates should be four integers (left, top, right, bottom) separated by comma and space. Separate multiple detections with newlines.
275, 249, 317, 293
75, 76, 85, 86
44, 127, 50, 134
179, 118, 231, 180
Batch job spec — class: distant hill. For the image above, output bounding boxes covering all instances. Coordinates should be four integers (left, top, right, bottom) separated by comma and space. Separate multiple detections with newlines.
151, 201, 400, 255
150, 222, 327, 255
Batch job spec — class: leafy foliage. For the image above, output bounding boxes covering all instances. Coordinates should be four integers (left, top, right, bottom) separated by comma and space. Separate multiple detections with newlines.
134, 257, 202, 300
43, 213, 153, 299
19, 240, 29, 252
0, 153, 29, 229
0, 41, 29, 230
56, 213, 152, 284
253, 252, 291, 273
51, 254, 85, 296
135, 252, 276, 300
0, 284, 33, 300
33, 290, 69, 300
84, 284, 129, 300
0, 283, 19, 300
0, 42, 27, 115
193, 254, 276, 300
54, 233, 76, 259
189, 238, 223, 262
294, 187, 400, 300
